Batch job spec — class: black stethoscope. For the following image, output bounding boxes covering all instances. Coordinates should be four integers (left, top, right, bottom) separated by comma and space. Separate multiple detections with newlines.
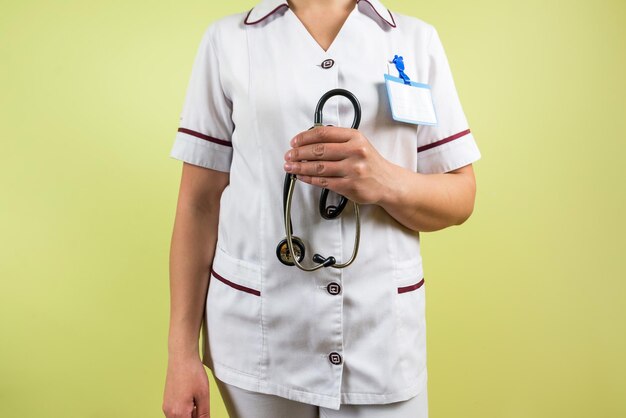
276, 88, 361, 271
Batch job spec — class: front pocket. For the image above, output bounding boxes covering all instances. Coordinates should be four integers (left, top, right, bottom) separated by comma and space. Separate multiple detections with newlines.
204, 246, 263, 376
397, 277, 425, 294
211, 268, 260, 296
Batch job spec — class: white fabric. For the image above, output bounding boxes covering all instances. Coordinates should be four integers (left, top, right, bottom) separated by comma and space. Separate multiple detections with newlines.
215, 377, 428, 418
169, 0, 481, 410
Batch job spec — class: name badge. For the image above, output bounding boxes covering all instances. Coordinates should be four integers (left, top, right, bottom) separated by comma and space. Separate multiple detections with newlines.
384, 55, 438, 126
384, 74, 438, 126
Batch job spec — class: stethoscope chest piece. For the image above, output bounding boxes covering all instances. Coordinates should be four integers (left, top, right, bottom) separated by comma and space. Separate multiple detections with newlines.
276, 236, 305, 266
276, 88, 362, 272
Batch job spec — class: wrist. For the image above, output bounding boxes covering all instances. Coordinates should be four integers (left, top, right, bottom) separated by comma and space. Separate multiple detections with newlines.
167, 329, 201, 359
376, 162, 410, 208
168, 345, 201, 362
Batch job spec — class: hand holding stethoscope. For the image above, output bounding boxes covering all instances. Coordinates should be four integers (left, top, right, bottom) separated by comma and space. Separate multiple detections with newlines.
276, 89, 395, 271
284, 123, 392, 205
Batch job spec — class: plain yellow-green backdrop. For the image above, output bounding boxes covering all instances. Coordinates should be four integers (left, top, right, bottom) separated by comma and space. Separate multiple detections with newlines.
1, 0, 625, 416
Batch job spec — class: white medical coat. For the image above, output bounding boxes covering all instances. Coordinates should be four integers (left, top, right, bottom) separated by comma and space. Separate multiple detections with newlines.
169, 0, 481, 410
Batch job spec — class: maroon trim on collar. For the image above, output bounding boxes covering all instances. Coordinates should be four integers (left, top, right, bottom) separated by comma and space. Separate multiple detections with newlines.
356, 0, 396, 28
244, 1, 396, 28
177, 127, 232, 147
244, 3, 289, 25
211, 269, 261, 296
417, 129, 471, 153
397, 278, 425, 294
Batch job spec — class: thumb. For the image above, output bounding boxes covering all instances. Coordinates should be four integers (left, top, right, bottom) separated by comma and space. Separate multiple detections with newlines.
192, 392, 210, 418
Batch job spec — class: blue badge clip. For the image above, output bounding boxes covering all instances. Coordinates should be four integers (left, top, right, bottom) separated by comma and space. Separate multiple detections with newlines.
391, 55, 411, 85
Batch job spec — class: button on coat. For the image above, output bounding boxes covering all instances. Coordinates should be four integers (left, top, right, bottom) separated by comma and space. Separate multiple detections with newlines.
329, 352, 343, 365
169, 0, 481, 411
327, 282, 341, 295
321, 59, 335, 69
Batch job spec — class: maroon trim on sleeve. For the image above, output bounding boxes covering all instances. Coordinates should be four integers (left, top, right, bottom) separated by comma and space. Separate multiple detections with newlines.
211, 269, 261, 296
397, 278, 425, 294
244, 4, 289, 25
417, 129, 471, 153
178, 127, 232, 147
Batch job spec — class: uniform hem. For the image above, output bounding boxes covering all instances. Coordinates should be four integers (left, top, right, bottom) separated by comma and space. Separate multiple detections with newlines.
204, 357, 428, 411
208, 360, 342, 409
341, 367, 427, 405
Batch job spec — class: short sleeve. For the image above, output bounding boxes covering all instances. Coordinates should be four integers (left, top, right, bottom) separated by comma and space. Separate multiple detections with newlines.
169, 24, 234, 172
415, 26, 481, 174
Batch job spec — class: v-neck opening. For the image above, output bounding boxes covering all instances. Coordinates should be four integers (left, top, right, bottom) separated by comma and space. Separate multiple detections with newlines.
286, 3, 358, 56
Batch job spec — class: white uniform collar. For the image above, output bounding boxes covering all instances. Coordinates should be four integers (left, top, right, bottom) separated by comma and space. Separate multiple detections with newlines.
244, 0, 396, 28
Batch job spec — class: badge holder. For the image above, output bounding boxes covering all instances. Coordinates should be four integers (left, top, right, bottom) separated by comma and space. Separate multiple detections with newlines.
385, 55, 438, 126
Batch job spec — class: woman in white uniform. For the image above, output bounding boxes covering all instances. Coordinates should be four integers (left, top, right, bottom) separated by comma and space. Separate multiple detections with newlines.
163, 0, 481, 417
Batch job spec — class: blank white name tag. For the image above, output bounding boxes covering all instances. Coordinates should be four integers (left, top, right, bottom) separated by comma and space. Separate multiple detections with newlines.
384, 73, 438, 126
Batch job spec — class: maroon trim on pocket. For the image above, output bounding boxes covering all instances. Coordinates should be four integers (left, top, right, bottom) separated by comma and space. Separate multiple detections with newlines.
417, 129, 471, 152
397, 278, 425, 294
177, 128, 232, 147
210, 269, 260, 296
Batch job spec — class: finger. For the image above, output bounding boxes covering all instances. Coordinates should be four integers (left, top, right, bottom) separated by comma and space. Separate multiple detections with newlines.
285, 142, 349, 162
297, 175, 350, 195
193, 394, 210, 418
284, 160, 346, 177
290, 125, 354, 148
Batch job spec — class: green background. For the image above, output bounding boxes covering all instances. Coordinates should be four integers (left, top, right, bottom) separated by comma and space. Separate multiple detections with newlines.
1, 0, 624, 417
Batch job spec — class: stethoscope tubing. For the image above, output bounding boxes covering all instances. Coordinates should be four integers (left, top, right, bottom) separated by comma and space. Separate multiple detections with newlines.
284, 173, 361, 271
314, 88, 362, 127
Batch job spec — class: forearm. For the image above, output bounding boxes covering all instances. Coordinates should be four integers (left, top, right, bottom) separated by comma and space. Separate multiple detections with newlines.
377, 163, 476, 232
167, 198, 221, 359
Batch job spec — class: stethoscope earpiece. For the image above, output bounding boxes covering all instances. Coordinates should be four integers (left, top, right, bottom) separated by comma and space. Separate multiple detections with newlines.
276, 88, 362, 271
319, 188, 349, 220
